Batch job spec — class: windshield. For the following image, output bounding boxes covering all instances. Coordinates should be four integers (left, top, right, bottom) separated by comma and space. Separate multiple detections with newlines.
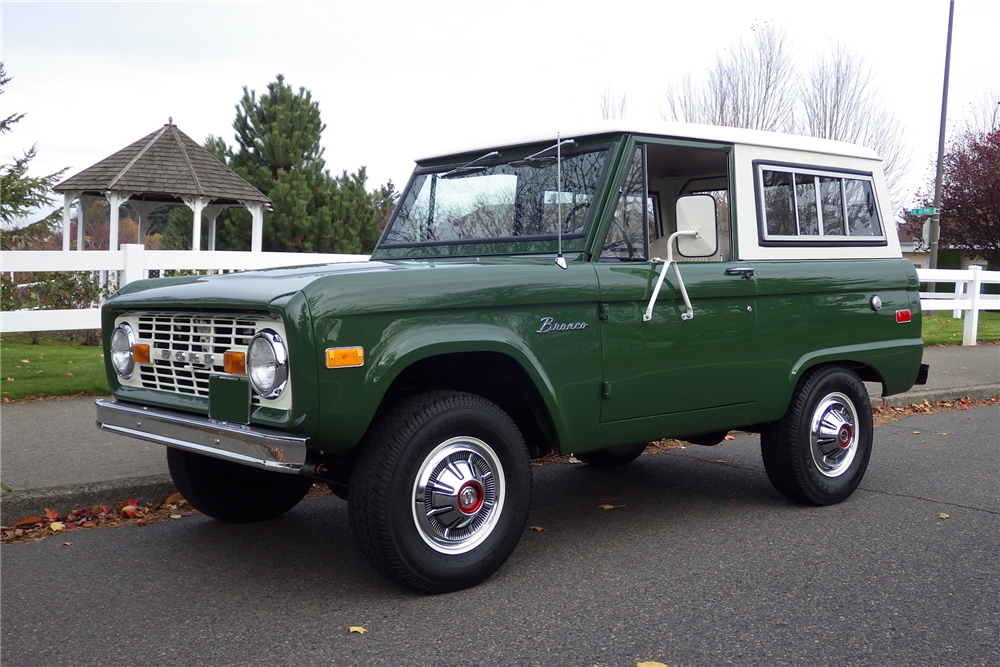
382, 148, 610, 246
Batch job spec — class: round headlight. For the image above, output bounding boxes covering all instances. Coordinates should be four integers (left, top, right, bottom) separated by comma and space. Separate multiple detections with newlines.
110, 323, 136, 379
246, 329, 288, 398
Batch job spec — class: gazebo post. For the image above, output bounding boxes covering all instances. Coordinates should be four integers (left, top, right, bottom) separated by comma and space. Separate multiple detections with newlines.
183, 195, 210, 251
246, 202, 264, 252
77, 195, 89, 250
129, 200, 158, 245
105, 191, 132, 252
61, 192, 78, 252
204, 205, 225, 252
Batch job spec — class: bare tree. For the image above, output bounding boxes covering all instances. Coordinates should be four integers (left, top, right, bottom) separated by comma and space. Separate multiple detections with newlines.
959, 87, 1000, 135
598, 86, 628, 120
800, 42, 910, 205
661, 23, 796, 132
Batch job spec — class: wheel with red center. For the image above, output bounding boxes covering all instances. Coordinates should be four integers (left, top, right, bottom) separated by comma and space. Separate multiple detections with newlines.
761, 365, 872, 505
350, 391, 531, 592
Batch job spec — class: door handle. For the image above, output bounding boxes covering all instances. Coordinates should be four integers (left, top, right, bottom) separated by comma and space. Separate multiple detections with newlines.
725, 267, 755, 279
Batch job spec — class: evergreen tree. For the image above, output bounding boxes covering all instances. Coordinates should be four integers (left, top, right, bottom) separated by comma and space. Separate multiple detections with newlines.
0, 63, 67, 226
162, 75, 389, 252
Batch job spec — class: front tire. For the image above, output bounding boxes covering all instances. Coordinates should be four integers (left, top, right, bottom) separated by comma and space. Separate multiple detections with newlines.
167, 448, 313, 523
349, 391, 532, 593
761, 365, 873, 505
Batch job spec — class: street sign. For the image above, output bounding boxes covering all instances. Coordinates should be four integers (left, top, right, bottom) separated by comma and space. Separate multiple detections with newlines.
910, 207, 936, 216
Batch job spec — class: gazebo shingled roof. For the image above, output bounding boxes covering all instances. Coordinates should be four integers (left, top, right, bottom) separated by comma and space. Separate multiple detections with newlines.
55, 122, 268, 205
53, 120, 270, 252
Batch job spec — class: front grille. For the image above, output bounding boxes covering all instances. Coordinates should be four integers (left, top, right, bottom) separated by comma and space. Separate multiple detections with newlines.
119, 311, 289, 409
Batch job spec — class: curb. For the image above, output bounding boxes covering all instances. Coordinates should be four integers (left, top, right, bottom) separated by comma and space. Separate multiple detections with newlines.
1, 474, 176, 527
877, 384, 1000, 408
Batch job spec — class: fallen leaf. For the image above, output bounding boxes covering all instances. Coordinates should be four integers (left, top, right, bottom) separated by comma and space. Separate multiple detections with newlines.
529, 526, 546, 532
164, 492, 184, 505
44, 508, 60, 522
598, 504, 624, 510
13, 516, 43, 527
49, 522, 64, 532
2, 397, 9, 403
724, 434, 736, 440
939, 513, 950, 520
913, 431, 921, 434
637, 662, 670, 667
82, 521, 96, 528
5, 378, 13, 382
65, 372, 73, 376
62, 542, 73, 547
170, 514, 183, 520
937, 433, 947, 435
348, 626, 367, 634
19, 359, 29, 363
122, 505, 138, 519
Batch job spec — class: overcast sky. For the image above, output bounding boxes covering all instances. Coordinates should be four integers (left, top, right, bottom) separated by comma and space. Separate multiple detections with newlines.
2, 0, 997, 223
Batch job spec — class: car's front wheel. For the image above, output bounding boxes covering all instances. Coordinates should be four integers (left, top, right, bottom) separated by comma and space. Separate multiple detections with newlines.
349, 391, 532, 593
761, 365, 873, 505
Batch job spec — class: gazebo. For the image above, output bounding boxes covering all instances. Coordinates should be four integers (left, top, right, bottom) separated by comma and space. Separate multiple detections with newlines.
53, 119, 270, 252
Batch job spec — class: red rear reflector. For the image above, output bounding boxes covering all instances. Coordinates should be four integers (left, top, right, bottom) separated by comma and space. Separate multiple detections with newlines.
896, 310, 912, 323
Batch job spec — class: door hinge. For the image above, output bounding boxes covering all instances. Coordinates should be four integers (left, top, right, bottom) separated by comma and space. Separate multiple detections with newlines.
599, 302, 610, 321
601, 381, 612, 398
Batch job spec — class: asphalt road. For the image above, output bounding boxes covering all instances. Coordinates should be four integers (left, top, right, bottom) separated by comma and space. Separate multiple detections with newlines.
2, 408, 997, 667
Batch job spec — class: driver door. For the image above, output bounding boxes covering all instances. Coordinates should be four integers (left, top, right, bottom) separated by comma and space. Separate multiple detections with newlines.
595, 142, 758, 423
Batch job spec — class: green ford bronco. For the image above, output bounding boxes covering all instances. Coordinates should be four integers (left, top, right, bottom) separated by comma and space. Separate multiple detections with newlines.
97, 122, 928, 592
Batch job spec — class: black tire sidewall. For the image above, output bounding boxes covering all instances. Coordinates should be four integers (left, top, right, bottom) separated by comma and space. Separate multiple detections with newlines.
351, 392, 531, 592
788, 367, 872, 504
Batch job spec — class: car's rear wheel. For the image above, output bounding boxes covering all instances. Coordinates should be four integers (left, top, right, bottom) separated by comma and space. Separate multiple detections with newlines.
167, 448, 313, 522
761, 365, 872, 505
349, 391, 531, 593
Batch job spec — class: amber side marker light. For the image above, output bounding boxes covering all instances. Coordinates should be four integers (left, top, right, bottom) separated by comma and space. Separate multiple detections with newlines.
327, 347, 364, 369
224, 351, 246, 374
132, 344, 150, 364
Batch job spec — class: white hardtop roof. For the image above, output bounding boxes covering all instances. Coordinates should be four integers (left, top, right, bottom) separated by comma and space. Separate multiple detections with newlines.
417, 120, 882, 163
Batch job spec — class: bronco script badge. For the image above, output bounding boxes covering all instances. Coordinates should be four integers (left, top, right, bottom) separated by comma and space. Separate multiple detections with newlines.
536, 317, 588, 333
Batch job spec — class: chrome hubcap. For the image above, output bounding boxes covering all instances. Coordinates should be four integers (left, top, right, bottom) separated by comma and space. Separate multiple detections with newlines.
412, 437, 505, 554
810, 392, 859, 478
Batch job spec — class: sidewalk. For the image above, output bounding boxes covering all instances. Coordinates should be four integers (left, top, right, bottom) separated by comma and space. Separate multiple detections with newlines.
2, 345, 997, 525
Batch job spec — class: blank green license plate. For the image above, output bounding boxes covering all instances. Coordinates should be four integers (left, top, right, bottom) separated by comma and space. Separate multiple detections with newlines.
209, 375, 251, 424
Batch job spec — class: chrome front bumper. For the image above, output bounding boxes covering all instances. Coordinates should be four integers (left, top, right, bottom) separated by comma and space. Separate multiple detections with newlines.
95, 398, 307, 473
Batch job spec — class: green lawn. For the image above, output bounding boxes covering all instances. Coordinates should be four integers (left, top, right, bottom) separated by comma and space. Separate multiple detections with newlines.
1, 337, 109, 400
921, 311, 1000, 346
2, 312, 998, 400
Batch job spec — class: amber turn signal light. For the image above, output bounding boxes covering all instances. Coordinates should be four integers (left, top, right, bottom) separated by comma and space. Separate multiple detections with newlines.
132, 344, 150, 364
326, 347, 364, 368
224, 351, 246, 374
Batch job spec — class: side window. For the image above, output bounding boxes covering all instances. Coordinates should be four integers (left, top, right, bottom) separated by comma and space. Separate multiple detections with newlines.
759, 165, 884, 243
600, 146, 648, 260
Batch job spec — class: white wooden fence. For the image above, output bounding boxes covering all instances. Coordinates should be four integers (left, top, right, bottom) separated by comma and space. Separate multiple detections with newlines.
0, 244, 368, 333
916, 265, 1000, 346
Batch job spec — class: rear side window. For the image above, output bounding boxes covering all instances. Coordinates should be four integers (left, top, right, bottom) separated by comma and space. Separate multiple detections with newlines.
756, 164, 884, 245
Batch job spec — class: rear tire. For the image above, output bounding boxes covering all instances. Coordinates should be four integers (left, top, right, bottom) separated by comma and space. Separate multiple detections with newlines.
349, 391, 531, 593
167, 448, 313, 522
574, 442, 647, 467
761, 365, 872, 505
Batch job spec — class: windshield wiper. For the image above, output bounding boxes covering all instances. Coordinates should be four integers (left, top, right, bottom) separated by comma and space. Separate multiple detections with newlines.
440, 150, 502, 179
509, 139, 577, 167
